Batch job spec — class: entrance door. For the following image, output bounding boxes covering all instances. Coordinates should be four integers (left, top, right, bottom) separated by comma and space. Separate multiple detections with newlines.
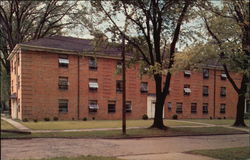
147, 100, 165, 119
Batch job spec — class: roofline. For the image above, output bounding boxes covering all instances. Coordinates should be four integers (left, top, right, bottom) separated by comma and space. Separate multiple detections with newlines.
7, 44, 132, 60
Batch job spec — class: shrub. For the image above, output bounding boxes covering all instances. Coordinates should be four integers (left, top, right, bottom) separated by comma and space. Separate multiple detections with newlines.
142, 114, 148, 120
92, 117, 95, 120
82, 117, 87, 121
209, 116, 213, 120
53, 117, 58, 121
244, 113, 250, 119
172, 114, 178, 120
217, 117, 221, 120
33, 119, 38, 122
22, 118, 28, 122
44, 117, 50, 121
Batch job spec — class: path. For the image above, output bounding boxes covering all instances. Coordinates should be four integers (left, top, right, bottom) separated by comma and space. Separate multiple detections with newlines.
1, 134, 249, 160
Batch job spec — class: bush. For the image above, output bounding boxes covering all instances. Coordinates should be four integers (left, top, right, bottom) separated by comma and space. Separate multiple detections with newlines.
172, 114, 178, 120
82, 117, 87, 121
217, 117, 221, 120
92, 117, 95, 120
53, 117, 58, 121
142, 114, 148, 120
33, 119, 38, 122
22, 118, 28, 122
44, 117, 50, 121
244, 113, 250, 119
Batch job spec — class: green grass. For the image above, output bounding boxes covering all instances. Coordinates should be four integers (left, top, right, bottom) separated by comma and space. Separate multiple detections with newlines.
188, 119, 250, 126
1, 127, 246, 139
1, 119, 16, 130
21, 155, 121, 160
20, 119, 201, 130
188, 147, 250, 160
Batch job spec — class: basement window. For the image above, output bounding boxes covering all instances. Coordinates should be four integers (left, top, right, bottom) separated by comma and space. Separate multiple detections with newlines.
108, 101, 116, 113
184, 84, 191, 96
126, 101, 132, 113
184, 70, 191, 78
58, 77, 68, 90
89, 100, 98, 112
58, 54, 69, 68
89, 79, 98, 91
59, 99, 68, 113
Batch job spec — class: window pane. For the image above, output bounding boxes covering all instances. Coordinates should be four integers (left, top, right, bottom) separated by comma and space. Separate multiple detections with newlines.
203, 86, 209, 96
203, 69, 209, 79
58, 77, 68, 90
202, 103, 208, 114
89, 57, 97, 70
59, 99, 68, 113
191, 103, 197, 113
126, 101, 132, 112
116, 80, 123, 92
108, 101, 116, 113
176, 103, 182, 113
140, 82, 148, 93
167, 102, 172, 111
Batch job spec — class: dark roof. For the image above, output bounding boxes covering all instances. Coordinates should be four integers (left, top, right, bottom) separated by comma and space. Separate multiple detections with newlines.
21, 35, 125, 57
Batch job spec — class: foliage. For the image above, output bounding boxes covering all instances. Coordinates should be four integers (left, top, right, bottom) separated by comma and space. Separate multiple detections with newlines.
142, 114, 149, 120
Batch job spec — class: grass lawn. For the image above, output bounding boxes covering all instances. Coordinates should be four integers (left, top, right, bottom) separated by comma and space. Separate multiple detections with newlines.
20, 119, 202, 130
1, 127, 246, 139
188, 147, 250, 160
1, 119, 16, 130
188, 119, 250, 126
22, 155, 121, 160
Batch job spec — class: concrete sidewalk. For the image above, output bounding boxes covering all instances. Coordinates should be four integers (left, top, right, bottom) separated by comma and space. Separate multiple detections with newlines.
1, 116, 30, 131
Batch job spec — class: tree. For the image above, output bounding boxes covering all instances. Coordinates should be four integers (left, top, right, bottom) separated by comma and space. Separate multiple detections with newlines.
0, 0, 79, 111
181, 0, 249, 127
87, 0, 193, 129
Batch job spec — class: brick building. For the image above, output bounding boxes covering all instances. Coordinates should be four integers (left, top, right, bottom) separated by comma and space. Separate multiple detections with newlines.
8, 36, 244, 121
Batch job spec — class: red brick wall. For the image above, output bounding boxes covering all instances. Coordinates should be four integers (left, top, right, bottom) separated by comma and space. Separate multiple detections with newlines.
10, 49, 242, 120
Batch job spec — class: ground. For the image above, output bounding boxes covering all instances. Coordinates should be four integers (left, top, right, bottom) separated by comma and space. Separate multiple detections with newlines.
1, 134, 248, 160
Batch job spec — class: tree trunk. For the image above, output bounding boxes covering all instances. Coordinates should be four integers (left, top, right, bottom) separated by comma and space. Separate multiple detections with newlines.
150, 94, 167, 129
233, 74, 247, 127
150, 75, 168, 129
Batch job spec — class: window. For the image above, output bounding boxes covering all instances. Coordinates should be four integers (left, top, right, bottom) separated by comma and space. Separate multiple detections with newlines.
11, 60, 13, 72
116, 80, 123, 93
11, 80, 13, 92
202, 103, 208, 114
89, 57, 97, 70
184, 84, 191, 96
89, 79, 98, 91
203, 86, 209, 96
89, 100, 98, 112
220, 104, 226, 114
58, 77, 68, 90
220, 87, 226, 97
140, 82, 148, 93
167, 102, 172, 112
116, 61, 122, 70
108, 101, 116, 113
184, 70, 191, 78
126, 101, 132, 113
17, 53, 20, 66
176, 102, 183, 114
203, 69, 209, 79
58, 54, 69, 68
221, 71, 227, 80
17, 75, 20, 89
59, 99, 68, 113
191, 103, 197, 113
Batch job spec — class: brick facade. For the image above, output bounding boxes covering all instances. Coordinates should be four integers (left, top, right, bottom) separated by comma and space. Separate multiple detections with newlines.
9, 36, 242, 120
